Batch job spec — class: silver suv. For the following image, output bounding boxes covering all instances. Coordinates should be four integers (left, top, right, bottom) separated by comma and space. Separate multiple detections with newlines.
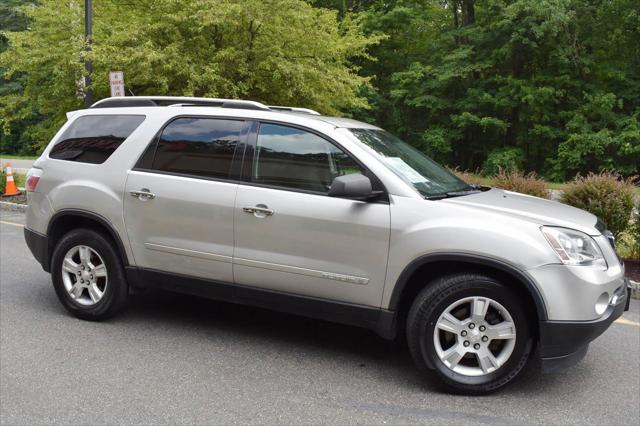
24, 96, 630, 394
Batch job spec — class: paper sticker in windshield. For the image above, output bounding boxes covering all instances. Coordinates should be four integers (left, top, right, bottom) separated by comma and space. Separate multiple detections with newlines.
385, 157, 430, 183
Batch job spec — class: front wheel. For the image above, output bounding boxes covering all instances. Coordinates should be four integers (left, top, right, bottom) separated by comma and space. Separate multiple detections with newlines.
406, 273, 532, 394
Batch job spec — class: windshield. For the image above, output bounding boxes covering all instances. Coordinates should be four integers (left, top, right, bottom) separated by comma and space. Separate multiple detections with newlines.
349, 129, 472, 197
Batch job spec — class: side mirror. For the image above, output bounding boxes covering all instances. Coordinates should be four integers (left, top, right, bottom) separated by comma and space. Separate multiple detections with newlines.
328, 173, 377, 200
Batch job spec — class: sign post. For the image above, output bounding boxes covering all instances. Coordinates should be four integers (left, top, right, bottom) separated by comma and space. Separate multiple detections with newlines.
84, 0, 93, 107
109, 71, 125, 97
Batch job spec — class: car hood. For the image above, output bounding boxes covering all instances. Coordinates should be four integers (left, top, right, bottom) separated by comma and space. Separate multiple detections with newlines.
443, 188, 599, 235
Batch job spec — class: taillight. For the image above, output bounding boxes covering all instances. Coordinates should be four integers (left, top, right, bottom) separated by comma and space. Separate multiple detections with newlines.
26, 173, 41, 192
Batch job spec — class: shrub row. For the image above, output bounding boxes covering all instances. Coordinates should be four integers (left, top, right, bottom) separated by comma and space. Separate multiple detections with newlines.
451, 168, 551, 199
561, 173, 636, 238
622, 209, 640, 260
491, 170, 549, 199
452, 169, 639, 257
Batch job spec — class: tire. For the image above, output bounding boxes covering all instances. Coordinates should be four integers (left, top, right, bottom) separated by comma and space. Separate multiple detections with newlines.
50, 228, 128, 320
406, 273, 532, 395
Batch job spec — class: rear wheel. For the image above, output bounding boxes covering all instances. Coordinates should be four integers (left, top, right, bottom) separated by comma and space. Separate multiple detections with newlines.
406, 273, 532, 394
51, 228, 128, 320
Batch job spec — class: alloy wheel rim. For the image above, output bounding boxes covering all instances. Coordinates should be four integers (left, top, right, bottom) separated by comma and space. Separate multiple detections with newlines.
61, 245, 108, 306
433, 296, 516, 377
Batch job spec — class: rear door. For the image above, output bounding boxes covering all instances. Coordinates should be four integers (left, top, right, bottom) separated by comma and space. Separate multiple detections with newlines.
233, 122, 391, 307
124, 117, 248, 283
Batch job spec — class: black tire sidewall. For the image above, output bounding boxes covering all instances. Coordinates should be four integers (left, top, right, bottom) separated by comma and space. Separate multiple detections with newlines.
408, 275, 531, 393
51, 228, 127, 320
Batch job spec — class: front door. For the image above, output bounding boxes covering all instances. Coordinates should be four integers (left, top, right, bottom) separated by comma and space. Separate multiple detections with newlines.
233, 123, 390, 307
124, 117, 248, 283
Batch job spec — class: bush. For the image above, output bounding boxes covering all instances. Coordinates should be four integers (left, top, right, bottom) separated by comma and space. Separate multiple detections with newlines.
481, 147, 524, 176
491, 170, 549, 198
561, 172, 635, 237
617, 207, 640, 260
449, 168, 485, 186
629, 208, 640, 259
0, 169, 5, 194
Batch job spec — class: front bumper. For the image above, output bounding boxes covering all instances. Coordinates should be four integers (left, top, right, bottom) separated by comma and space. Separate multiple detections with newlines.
538, 280, 630, 372
527, 262, 626, 320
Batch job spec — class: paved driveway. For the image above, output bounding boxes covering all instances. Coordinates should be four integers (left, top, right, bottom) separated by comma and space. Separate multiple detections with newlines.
1, 210, 639, 425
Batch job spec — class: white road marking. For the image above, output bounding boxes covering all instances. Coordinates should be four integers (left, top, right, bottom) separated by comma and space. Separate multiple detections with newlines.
615, 318, 640, 327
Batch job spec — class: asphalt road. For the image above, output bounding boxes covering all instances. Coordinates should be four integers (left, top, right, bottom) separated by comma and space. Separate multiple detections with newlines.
1, 210, 639, 425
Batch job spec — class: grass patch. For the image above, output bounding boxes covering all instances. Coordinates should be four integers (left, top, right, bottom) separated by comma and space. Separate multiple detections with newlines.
14, 173, 26, 188
546, 182, 566, 190
0, 154, 39, 160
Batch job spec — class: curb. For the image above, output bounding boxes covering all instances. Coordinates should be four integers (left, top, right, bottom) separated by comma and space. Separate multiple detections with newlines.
0, 200, 27, 212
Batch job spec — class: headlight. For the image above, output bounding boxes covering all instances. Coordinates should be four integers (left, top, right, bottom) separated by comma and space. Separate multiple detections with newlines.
541, 226, 607, 269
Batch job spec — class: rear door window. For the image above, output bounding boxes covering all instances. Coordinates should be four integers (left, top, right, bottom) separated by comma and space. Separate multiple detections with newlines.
50, 115, 145, 164
150, 118, 245, 180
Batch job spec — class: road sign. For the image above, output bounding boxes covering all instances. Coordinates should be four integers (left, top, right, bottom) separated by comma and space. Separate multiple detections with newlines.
76, 77, 86, 99
109, 71, 125, 97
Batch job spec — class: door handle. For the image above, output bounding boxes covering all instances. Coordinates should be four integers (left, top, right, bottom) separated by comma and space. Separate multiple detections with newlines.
243, 205, 274, 216
130, 188, 155, 200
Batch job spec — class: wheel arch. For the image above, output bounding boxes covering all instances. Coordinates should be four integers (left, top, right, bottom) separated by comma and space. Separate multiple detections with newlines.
389, 253, 547, 336
45, 209, 129, 272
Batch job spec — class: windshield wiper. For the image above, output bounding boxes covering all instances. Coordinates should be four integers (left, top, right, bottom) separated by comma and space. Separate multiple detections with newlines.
446, 188, 482, 197
425, 186, 483, 200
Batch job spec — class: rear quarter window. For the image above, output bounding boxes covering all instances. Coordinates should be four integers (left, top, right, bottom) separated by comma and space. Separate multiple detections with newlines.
49, 115, 145, 164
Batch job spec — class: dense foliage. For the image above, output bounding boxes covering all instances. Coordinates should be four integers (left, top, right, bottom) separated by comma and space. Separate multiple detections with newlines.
633, 209, 640, 259
318, 0, 640, 180
629, 209, 640, 260
0, 0, 378, 152
1, 0, 639, 180
561, 172, 635, 237
0, 0, 34, 154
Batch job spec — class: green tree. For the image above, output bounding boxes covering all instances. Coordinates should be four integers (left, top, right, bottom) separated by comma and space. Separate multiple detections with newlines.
0, 0, 36, 154
0, 0, 380, 151
4, 0, 640, 175
318, 0, 640, 178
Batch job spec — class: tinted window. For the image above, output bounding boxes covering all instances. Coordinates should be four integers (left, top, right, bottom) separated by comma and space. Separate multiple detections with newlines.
152, 118, 244, 179
50, 115, 145, 164
134, 137, 158, 170
253, 123, 363, 193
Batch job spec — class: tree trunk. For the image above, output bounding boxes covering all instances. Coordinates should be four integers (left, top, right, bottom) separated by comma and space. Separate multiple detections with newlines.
462, 0, 475, 25
452, 1, 459, 28
506, 45, 524, 147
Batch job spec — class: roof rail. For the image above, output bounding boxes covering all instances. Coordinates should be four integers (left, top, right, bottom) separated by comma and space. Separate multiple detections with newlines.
90, 96, 319, 114
90, 96, 271, 111
267, 105, 321, 115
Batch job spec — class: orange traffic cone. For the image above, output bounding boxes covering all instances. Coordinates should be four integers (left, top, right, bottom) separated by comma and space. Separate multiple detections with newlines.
3, 163, 21, 196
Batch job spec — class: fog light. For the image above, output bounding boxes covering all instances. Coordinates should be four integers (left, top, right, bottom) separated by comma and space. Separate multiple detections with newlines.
595, 292, 610, 316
